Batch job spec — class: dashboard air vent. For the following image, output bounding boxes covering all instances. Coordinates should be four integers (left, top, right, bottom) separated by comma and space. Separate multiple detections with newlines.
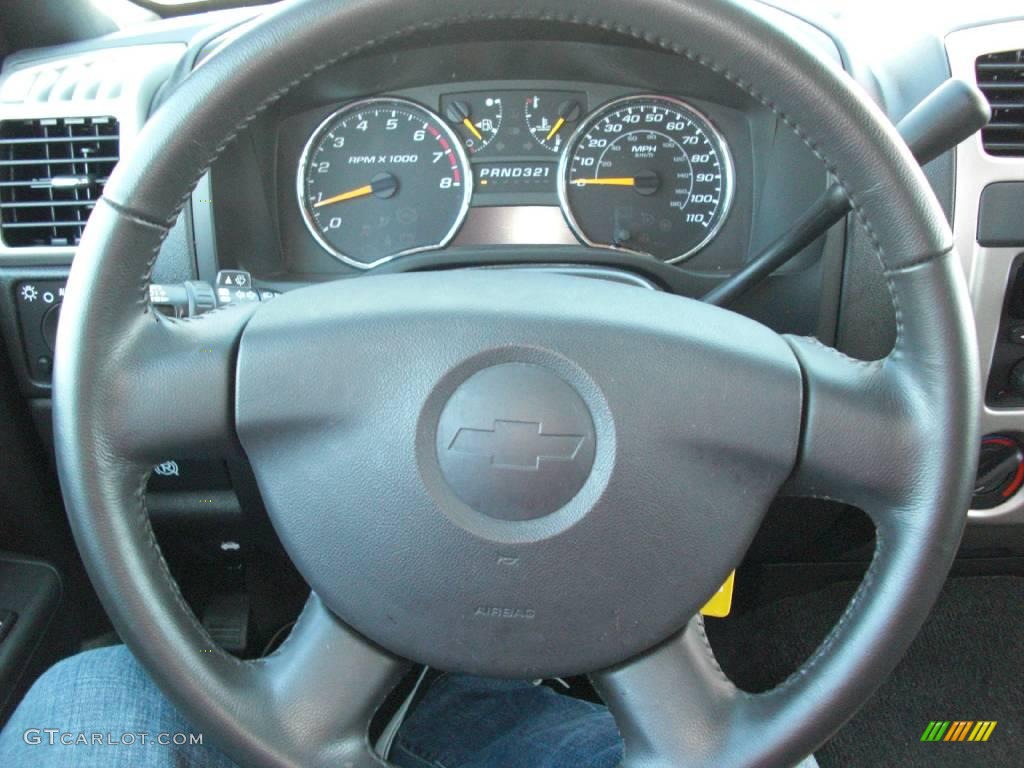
976, 49, 1024, 157
0, 116, 119, 247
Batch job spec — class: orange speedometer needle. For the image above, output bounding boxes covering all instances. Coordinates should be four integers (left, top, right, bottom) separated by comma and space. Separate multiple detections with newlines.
572, 170, 660, 196
462, 118, 483, 141
571, 177, 636, 186
314, 173, 398, 208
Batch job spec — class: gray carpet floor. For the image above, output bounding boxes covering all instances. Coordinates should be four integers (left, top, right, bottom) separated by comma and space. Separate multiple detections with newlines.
706, 572, 1023, 768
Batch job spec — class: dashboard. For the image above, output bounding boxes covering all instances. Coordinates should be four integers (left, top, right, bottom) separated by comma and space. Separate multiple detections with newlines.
292, 86, 733, 268
211, 37, 833, 295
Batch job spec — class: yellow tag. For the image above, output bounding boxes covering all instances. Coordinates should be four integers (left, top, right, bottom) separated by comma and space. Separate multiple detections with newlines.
700, 570, 735, 618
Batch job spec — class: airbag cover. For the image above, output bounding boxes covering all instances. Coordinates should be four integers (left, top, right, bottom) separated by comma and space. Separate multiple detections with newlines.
235, 270, 801, 677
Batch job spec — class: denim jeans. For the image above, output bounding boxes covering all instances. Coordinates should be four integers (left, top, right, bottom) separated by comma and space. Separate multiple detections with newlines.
0, 645, 621, 768
390, 674, 622, 768
0, 646, 236, 768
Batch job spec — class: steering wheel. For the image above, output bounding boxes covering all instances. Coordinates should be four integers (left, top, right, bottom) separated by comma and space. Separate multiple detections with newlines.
52, 0, 980, 766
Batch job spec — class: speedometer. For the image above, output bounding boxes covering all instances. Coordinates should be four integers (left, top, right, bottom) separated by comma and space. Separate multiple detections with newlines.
558, 95, 733, 263
298, 97, 471, 269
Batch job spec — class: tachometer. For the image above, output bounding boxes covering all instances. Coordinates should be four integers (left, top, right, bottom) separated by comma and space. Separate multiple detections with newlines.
299, 97, 471, 268
558, 95, 733, 263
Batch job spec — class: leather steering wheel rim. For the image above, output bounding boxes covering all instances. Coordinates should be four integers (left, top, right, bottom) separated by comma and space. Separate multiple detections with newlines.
53, 1, 980, 766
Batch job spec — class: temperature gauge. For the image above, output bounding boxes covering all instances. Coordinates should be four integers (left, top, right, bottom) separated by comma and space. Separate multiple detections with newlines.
525, 93, 584, 153
443, 94, 503, 155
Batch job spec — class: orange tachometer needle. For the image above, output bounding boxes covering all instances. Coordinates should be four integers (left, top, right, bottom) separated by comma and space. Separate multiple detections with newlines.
570, 177, 636, 186
545, 117, 566, 142
462, 118, 484, 141
314, 174, 398, 208
313, 184, 374, 208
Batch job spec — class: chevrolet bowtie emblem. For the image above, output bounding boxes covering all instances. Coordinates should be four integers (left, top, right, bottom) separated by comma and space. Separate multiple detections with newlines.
449, 420, 585, 470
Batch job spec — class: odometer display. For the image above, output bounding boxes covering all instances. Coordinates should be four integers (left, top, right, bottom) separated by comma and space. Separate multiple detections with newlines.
299, 98, 471, 268
558, 95, 733, 263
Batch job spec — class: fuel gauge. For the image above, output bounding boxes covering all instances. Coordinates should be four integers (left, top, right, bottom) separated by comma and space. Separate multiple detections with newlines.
525, 94, 584, 153
443, 94, 503, 155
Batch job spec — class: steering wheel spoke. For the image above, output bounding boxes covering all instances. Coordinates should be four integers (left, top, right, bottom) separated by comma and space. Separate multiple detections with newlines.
53, 199, 257, 466
251, 594, 408, 768
592, 617, 742, 768
783, 251, 978, 524
109, 303, 257, 464
781, 336, 918, 513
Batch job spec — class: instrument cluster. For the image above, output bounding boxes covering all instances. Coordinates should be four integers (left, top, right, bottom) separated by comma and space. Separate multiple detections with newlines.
297, 87, 735, 269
